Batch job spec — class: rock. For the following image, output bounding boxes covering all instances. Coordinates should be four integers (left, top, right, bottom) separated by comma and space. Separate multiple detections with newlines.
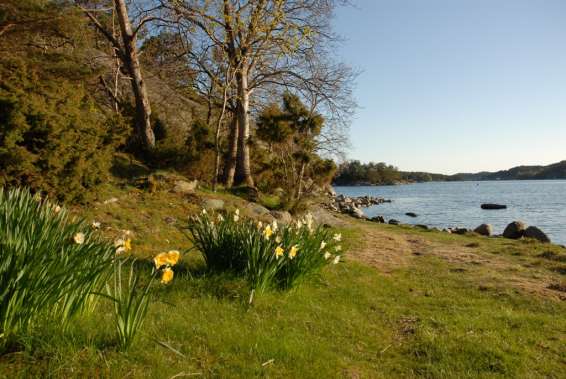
245, 203, 271, 217
371, 216, 385, 223
481, 203, 507, 210
415, 224, 429, 230
453, 228, 469, 235
405, 212, 418, 218
271, 210, 293, 224
350, 207, 366, 219
202, 198, 225, 211
503, 221, 526, 239
173, 179, 198, 194
164, 216, 176, 225
310, 206, 348, 227
388, 219, 400, 225
474, 224, 493, 236
523, 226, 551, 243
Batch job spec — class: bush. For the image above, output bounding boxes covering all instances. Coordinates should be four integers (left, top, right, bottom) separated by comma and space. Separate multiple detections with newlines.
0, 61, 128, 202
0, 188, 115, 347
186, 210, 343, 293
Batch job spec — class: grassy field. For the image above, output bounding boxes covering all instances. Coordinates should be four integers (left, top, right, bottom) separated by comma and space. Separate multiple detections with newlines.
1, 184, 565, 378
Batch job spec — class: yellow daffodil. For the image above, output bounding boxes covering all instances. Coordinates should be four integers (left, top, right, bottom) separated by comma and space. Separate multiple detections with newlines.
333, 255, 341, 264
161, 267, 174, 284
123, 238, 132, 252
263, 225, 273, 240
275, 245, 284, 258
153, 252, 169, 269
333, 233, 342, 242
289, 245, 298, 259
73, 232, 85, 244
320, 241, 327, 250
165, 250, 180, 266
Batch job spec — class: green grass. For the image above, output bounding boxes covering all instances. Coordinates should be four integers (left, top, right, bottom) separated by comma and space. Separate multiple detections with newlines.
1, 184, 565, 378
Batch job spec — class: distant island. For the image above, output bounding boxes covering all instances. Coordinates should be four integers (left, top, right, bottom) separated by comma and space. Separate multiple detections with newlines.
334, 160, 566, 186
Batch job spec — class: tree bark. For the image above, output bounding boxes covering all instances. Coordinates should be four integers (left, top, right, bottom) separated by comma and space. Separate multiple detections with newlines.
223, 114, 238, 188
114, 0, 155, 151
234, 70, 255, 187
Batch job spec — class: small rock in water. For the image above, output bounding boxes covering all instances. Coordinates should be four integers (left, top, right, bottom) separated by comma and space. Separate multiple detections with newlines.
503, 221, 526, 239
405, 212, 418, 218
523, 226, 550, 243
474, 224, 493, 237
481, 203, 507, 210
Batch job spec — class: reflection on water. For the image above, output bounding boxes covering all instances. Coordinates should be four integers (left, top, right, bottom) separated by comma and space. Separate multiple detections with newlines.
335, 180, 566, 245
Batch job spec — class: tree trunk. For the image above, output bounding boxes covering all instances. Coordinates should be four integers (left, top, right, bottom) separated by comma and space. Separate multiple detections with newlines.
114, 0, 155, 151
234, 70, 254, 187
295, 162, 306, 200
223, 114, 238, 188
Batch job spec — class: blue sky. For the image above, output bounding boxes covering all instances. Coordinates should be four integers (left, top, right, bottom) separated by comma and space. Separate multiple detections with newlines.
332, 0, 566, 174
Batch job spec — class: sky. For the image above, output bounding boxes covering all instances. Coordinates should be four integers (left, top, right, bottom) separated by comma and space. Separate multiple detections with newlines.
332, 0, 566, 174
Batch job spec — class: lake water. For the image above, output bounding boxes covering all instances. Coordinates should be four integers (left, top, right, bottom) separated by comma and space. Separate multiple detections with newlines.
335, 180, 566, 245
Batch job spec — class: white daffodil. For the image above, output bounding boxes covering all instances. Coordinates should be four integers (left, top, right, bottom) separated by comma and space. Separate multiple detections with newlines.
333, 233, 342, 242
73, 232, 85, 245
333, 255, 341, 264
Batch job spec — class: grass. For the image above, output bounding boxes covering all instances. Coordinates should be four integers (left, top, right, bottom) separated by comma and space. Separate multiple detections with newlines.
1, 183, 565, 378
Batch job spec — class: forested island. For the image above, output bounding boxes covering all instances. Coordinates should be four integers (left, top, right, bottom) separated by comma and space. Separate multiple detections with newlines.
334, 160, 566, 185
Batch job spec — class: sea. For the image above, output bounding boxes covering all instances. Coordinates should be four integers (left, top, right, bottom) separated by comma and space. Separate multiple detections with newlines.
334, 180, 566, 245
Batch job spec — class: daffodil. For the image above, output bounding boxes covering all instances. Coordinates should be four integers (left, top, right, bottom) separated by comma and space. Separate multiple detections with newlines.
73, 232, 85, 244
91, 221, 101, 229
217, 214, 224, 222
333, 233, 342, 242
54, 205, 61, 214
202, 208, 207, 215
153, 252, 169, 269
275, 245, 284, 258
271, 220, 278, 232
335, 245, 341, 252
333, 255, 341, 264
275, 235, 282, 243
257, 221, 263, 230
123, 238, 132, 252
161, 267, 174, 284
320, 241, 327, 250
263, 225, 273, 240
289, 245, 298, 259
233, 212, 240, 222
165, 250, 180, 266
324, 252, 331, 260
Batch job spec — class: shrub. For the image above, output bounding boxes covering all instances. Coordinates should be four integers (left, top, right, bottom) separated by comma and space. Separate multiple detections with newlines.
0, 61, 128, 202
0, 188, 115, 347
185, 210, 343, 293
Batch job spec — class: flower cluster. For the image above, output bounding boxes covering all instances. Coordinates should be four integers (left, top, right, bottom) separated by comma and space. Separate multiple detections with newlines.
153, 250, 181, 284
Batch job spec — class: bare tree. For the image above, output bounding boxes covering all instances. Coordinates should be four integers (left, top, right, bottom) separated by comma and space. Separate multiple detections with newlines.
78, 0, 157, 151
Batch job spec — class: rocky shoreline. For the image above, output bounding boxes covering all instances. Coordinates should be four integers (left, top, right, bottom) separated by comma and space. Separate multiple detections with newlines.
325, 191, 555, 245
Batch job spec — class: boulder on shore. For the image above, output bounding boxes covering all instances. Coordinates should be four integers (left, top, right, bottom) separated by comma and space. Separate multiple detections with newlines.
481, 203, 507, 210
388, 219, 400, 225
503, 221, 526, 239
405, 212, 418, 218
371, 216, 385, 223
474, 224, 493, 237
523, 226, 551, 243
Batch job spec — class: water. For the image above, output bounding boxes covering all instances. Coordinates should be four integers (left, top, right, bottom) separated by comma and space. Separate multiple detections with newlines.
335, 180, 566, 245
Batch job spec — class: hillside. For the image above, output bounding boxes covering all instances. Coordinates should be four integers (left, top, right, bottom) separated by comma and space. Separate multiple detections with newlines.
1, 176, 564, 377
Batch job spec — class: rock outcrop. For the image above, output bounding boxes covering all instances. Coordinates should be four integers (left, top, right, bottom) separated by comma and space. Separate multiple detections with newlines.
474, 224, 493, 236
503, 221, 526, 239
523, 226, 551, 243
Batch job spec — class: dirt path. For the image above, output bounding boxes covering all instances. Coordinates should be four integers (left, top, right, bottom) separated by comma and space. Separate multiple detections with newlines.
345, 220, 565, 300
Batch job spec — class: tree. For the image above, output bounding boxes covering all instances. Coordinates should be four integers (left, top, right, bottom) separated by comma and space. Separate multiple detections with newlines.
164, 0, 355, 188
78, 0, 157, 151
